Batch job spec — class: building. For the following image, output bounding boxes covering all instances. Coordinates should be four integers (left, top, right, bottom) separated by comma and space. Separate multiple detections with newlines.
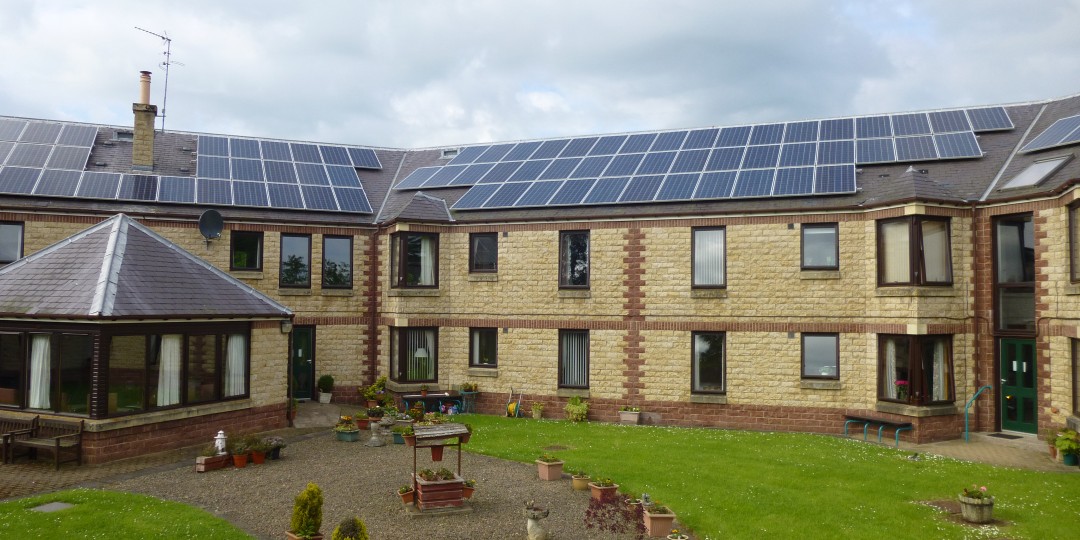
2, 73, 1079, 462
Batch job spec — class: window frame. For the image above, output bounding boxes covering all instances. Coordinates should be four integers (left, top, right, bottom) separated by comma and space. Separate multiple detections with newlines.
691, 331, 726, 394
0, 221, 25, 265
876, 216, 953, 286
390, 232, 440, 289
558, 230, 590, 289
229, 231, 263, 271
321, 234, 354, 289
1069, 202, 1080, 283
0, 332, 23, 408
877, 334, 954, 406
279, 233, 312, 288
1072, 338, 1080, 417
993, 213, 1035, 333
557, 329, 590, 389
469, 327, 498, 368
390, 326, 439, 384
801, 333, 839, 380
801, 223, 839, 270
691, 227, 727, 288
469, 232, 498, 273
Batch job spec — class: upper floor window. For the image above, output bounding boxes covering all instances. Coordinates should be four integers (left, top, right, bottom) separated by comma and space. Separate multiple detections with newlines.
878, 217, 952, 286
0, 222, 24, 265
692, 332, 725, 393
802, 224, 838, 270
470, 233, 498, 273
391, 232, 438, 288
1072, 339, 1080, 417
322, 235, 353, 289
879, 334, 953, 405
995, 214, 1035, 332
470, 328, 497, 367
280, 234, 312, 288
230, 231, 263, 271
692, 227, 726, 287
559, 231, 589, 289
390, 327, 437, 383
558, 329, 589, 388
1070, 203, 1080, 282
802, 333, 839, 379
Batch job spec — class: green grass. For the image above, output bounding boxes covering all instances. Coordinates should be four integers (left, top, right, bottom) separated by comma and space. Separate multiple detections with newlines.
461, 414, 1080, 539
0, 488, 252, 539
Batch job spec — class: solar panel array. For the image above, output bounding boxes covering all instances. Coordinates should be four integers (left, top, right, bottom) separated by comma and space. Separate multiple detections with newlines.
389, 106, 1011, 211
1020, 114, 1080, 153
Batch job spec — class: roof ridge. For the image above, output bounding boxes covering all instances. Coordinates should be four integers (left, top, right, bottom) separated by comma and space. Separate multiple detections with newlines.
89, 214, 128, 316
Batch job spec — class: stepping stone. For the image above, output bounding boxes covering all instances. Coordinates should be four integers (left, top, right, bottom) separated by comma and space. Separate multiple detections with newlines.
32, 502, 74, 513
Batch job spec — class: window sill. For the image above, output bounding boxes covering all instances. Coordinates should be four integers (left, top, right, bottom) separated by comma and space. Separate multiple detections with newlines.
388, 289, 441, 297
87, 399, 252, 431
691, 289, 728, 299
467, 367, 498, 378
801, 380, 841, 390
386, 380, 438, 393
556, 388, 590, 398
800, 270, 840, 280
558, 290, 591, 299
320, 289, 354, 297
230, 270, 263, 279
874, 402, 958, 417
468, 273, 498, 282
278, 288, 312, 296
689, 394, 727, 405
1066, 283, 1080, 296
875, 286, 957, 297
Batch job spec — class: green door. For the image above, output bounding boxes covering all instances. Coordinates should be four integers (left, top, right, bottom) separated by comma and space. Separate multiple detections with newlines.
291, 327, 315, 400
1000, 338, 1036, 433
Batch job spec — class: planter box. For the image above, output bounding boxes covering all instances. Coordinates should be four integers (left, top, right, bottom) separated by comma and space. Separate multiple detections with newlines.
194, 454, 230, 473
958, 495, 994, 524
335, 430, 360, 442
415, 473, 465, 510
588, 482, 619, 501
618, 411, 641, 425
571, 476, 590, 491
644, 509, 676, 537
536, 460, 564, 481
318, 392, 332, 404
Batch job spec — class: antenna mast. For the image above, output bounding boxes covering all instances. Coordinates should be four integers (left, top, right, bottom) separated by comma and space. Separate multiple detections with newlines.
134, 26, 183, 132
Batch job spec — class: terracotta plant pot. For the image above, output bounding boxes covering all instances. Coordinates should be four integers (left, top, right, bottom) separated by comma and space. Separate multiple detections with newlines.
232, 453, 248, 468
571, 475, 590, 491
250, 450, 266, 465
420, 390, 428, 397
430, 445, 444, 461
356, 419, 370, 430
536, 460, 564, 481
399, 489, 415, 504
958, 495, 994, 524
404, 434, 416, 447
644, 508, 676, 537
367, 400, 379, 408
462, 485, 475, 499
588, 482, 619, 501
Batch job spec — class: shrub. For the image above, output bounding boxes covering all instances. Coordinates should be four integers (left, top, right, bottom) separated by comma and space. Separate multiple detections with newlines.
290, 483, 323, 538
317, 375, 335, 393
565, 396, 589, 422
330, 516, 369, 540
584, 495, 645, 538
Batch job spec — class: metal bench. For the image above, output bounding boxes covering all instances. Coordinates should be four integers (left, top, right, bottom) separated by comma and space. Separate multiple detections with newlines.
9, 417, 83, 470
1, 414, 38, 464
843, 414, 913, 448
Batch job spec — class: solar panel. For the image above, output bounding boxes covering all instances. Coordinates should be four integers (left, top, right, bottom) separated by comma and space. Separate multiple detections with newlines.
856, 139, 895, 164
198, 136, 229, 156
892, 113, 931, 136
231, 158, 264, 181
477, 143, 516, 163
514, 181, 562, 206
820, 118, 854, 141
0, 142, 10, 163
290, 143, 322, 163
260, 140, 292, 161
267, 183, 303, 208
197, 178, 232, 204
0, 119, 26, 141
651, 132, 688, 152
230, 138, 261, 159
296, 163, 330, 185
264, 161, 298, 183
604, 154, 645, 176
7, 144, 51, 168
694, 171, 736, 199
620, 134, 656, 154
503, 141, 542, 161
347, 147, 381, 169
749, 124, 784, 145
197, 155, 230, 179
453, 163, 497, 184
817, 140, 855, 165
654, 173, 699, 201
532, 139, 570, 159
856, 116, 892, 138
45, 146, 90, 170
483, 182, 530, 207
935, 132, 982, 159
967, 107, 1013, 132
20, 122, 61, 144
233, 181, 269, 207
619, 176, 663, 202
705, 147, 744, 171
814, 165, 856, 194
538, 158, 581, 180
670, 149, 709, 173
928, 110, 971, 133
637, 152, 676, 175
479, 161, 524, 183
560, 137, 599, 158
326, 165, 362, 187
716, 126, 752, 147
452, 183, 500, 209
773, 167, 814, 195
158, 176, 195, 203
447, 145, 489, 165
301, 185, 337, 210
742, 145, 780, 169
0, 167, 41, 193
56, 125, 98, 147
683, 128, 718, 149
733, 169, 774, 197
319, 145, 352, 166
1020, 114, 1080, 153
118, 174, 158, 201
895, 136, 938, 161
507, 160, 550, 182
77, 171, 121, 199
334, 187, 372, 212
34, 169, 80, 196
571, 156, 612, 178
396, 167, 439, 189
589, 135, 627, 156
549, 178, 596, 205
583, 177, 628, 204
784, 121, 819, 143
421, 164, 466, 187
779, 143, 816, 167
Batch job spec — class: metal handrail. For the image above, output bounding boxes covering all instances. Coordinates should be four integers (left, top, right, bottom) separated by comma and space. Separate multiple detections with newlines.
964, 385, 994, 442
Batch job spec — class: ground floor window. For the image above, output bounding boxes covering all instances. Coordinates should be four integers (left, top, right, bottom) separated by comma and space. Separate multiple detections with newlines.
470, 328, 497, 367
692, 332, 725, 393
1073, 339, 1080, 416
23, 333, 93, 414
802, 333, 839, 379
879, 334, 953, 405
391, 327, 437, 383
558, 330, 589, 388
0, 333, 22, 406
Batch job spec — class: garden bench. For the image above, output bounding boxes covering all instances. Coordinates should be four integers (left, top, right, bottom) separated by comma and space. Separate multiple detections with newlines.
9, 417, 83, 469
843, 414, 912, 448
1, 414, 38, 464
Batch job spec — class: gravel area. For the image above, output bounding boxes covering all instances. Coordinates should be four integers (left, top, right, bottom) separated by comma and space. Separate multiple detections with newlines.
105, 430, 592, 540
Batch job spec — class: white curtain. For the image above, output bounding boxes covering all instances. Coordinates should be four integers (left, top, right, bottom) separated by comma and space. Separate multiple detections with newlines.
884, 338, 897, 399
419, 236, 435, 285
224, 334, 247, 397
29, 334, 51, 409
881, 221, 910, 283
693, 229, 725, 286
921, 221, 951, 282
932, 339, 947, 401
407, 329, 435, 380
156, 334, 181, 407
560, 331, 588, 387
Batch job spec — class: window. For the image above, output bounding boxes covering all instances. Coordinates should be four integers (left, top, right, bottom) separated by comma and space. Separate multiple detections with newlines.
558, 330, 589, 388
230, 231, 263, 271
878, 217, 952, 285
0, 222, 24, 265
1002, 155, 1071, 190
995, 215, 1035, 331
692, 228, 726, 287
280, 234, 312, 287
1073, 339, 1080, 416
26, 333, 92, 414
470, 233, 498, 273
692, 332, 725, 393
470, 328, 497, 367
322, 235, 353, 289
1070, 203, 1080, 282
0, 333, 22, 407
802, 224, 838, 270
559, 231, 589, 288
802, 333, 839, 379
391, 327, 437, 383
879, 335, 953, 405
391, 232, 439, 288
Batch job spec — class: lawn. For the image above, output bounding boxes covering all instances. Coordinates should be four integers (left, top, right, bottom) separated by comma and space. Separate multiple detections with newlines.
0, 488, 252, 539
460, 414, 1080, 539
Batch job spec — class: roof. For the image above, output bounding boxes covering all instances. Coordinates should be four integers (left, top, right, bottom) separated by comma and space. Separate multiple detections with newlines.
0, 213, 292, 319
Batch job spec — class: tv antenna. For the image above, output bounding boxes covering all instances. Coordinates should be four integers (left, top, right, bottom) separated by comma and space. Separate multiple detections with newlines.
135, 26, 184, 132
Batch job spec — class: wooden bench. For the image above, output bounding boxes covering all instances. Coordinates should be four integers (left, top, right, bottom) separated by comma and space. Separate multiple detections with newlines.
843, 414, 913, 448
9, 417, 83, 470
1, 414, 38, 464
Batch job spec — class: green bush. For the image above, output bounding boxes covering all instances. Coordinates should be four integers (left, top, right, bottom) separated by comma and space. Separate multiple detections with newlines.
565, 396, 589, 422
317, 375, 335, 393
330, 516, 369, 540
290, 483, 323, 538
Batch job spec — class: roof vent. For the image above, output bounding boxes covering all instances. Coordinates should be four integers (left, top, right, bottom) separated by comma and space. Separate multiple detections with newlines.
441, 148, 460, 159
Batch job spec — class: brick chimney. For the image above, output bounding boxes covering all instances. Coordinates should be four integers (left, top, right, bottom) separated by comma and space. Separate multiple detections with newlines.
132, 71, 157, 171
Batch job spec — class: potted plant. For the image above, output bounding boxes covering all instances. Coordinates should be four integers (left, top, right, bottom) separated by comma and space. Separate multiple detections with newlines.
531, 401, 544, 420
247, 435, 270, 464
644, 502, 676, 538
667, 528, 689, 540
458, 423, 473, 444
462, 478, 476, 499
194, 444, 230, 473
354, 410, 370, 430
536, 453, 564, 481
264, 436, 287, 460
362, 376, 387, 407
1055, 428, 1080, 466
287, 482, 324, 540
565, 396, 589, 422
398, 484, 415, 504
1046, 427, 1060, 460
419, 384, 429, 397
460, 382, 478, 393
618, 405, 641, 425
330, 516, 368, 540
334, 416, 360, 442
389, 425, 407, 444
414, 467, 466, 510
958, 484, 994, 524
227, 437, 249, 468
571, 469, 591, 491
317, 374, 335, 404
588, 477, 620, 501
894, 379, 909, 401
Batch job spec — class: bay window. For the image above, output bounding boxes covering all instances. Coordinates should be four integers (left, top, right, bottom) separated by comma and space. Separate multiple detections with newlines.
692, 227, 726, 287
559, 231, 589, 288
558, 329, 589, 388
692, 332, 725, 393
391, 327, 437, 383
391, 232, 439, 288
878, 217, 952, 286
879, 335, 953, 405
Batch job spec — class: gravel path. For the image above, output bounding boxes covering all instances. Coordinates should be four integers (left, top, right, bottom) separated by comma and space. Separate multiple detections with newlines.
105, 430, 593, 540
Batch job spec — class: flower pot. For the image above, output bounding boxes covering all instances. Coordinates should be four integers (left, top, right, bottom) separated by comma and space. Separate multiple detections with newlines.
404, 434, 416, 447
459, 433, 471, 444
958, 495, 994, 524
232, 453, 248, 468
462, 485, 475, 499
399, 490, 415, 504
420, 390, 428, 397
269, 447, 282, 460
286, 532, 323, 540
571, 476, 590, 491
250, 450, 266, 464
335, 430, 360, 442
318, 391, 332, 404
532, 409, 543, 420
195, 454, 230, 473
667, 535, 689, 540
618, 411, 641, 425
430, 445, 444, 461
356, 419, 370, 430
1064, 453, 1079, 466
391, 432, 404, 444
367, 399, 379, 408
644, 509, 676, 537
588, 482, 619, 501
536, 460, 564, 481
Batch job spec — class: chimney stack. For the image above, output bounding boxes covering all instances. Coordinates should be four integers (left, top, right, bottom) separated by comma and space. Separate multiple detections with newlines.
132, 70, 157, 171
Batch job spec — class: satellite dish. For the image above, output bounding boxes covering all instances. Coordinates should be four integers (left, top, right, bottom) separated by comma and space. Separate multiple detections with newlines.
198, 209, 223, 240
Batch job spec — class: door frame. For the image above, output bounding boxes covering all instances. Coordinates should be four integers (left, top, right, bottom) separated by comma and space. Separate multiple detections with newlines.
291, 325, 316, 401
997, 337, 1037, 434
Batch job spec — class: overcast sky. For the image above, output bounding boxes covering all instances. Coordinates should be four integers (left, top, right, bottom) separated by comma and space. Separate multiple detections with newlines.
1, 0, 1078, 149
